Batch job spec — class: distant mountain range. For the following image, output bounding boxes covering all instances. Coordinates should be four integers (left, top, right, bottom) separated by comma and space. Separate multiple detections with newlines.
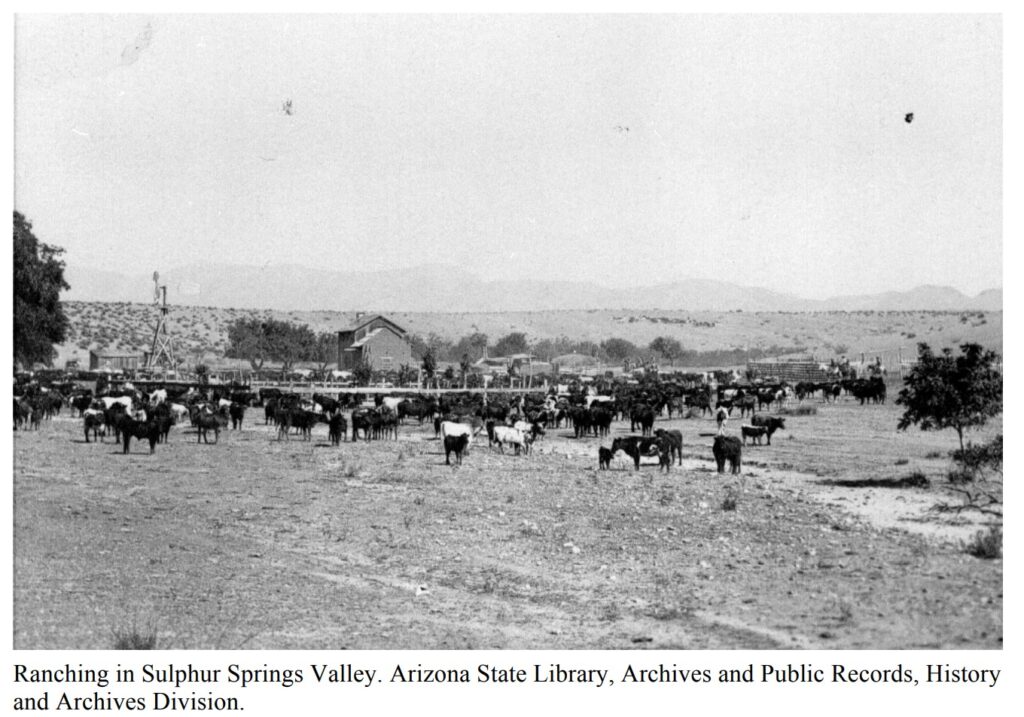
63, 263, 1003, 313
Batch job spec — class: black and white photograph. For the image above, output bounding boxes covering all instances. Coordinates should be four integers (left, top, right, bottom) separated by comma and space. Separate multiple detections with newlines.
11, 11, 1004, 663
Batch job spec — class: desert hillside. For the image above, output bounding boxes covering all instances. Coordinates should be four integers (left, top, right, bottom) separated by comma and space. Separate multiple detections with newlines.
56, 301, 1002, 370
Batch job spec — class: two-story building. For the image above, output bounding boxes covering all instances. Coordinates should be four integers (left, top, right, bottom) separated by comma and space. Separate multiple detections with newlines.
336, 315, 413, 373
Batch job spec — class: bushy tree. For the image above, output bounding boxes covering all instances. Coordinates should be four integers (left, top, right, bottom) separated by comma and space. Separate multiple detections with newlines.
649, 336, 683, 366
896, 343, 1002, 453
459, 353, 472, 388
601, 337, 638, 362
493, 331, 529, 357
353, 358, 373, 387
14, 211, 69, 367
310, 332, 337, 375
421, 350, 437, 388
225, 318, 316, 371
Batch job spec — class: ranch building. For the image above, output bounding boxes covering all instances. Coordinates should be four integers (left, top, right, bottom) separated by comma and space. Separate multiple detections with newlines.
88, 349, 143, 372
336, 314, 413, 373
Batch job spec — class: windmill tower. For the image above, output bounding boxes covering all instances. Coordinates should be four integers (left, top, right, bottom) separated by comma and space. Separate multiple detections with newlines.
145, 271, 177, 373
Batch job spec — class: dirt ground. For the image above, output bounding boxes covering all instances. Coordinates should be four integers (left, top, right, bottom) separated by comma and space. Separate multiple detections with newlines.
12, 399, 1002, 649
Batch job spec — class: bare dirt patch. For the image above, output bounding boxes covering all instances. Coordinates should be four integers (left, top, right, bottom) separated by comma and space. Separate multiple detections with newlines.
13, 401, 1001, 649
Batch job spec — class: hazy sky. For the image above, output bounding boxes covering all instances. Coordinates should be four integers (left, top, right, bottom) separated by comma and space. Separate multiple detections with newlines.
14, 14, 1001, 299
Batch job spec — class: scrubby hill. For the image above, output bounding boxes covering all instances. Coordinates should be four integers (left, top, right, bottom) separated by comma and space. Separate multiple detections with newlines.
56, 301, 1003, 370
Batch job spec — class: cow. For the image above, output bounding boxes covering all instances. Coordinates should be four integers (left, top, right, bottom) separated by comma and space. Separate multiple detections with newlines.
750, 415, 786, 445
512, 420, 546, 442
440, 421, 477, 454
630, 405, 656, 436
229, 402, 246, 430
328, 413, 347, 446
444, 434, 469, 465
312, 393, 340, 417
653, 428, 683, 465
715, 406, 729, 436
713, 435, 742, 474
492, 426, 532, 456
741, 424, 768, 445
196, 410, 229, 444
99, 396, 133, 412
71, 394, 94, 417
120, 418, 161, 455
83, 411, 106, 443
598, 446, 613, 470
610, 435, 664, 471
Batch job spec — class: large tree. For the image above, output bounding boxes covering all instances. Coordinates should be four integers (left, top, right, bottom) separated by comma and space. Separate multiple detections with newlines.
896, 342, 1003, 452
601, 337, 638, 362
225, 318, 316, 372
649, 336, 683, 367
14, 211, 69, 367
493, 331, 529, 357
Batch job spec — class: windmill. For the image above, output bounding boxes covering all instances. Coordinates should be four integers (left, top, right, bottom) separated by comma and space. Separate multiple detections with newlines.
145, 271, 177, 373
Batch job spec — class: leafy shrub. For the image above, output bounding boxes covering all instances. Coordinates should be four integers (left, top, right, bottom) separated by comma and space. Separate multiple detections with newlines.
963, 525, 1002, 559
112, 627, 158, 650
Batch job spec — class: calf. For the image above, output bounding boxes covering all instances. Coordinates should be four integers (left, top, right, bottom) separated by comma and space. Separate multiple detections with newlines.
444, 434, 469, 465
713, 435, 742, 474
598, 446, 613, 470
741, 424, 768, 445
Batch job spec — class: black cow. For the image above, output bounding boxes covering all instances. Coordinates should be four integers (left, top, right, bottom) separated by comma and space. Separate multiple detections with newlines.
653, 428, 683, 464
196, 410, 229, 444
598, 446, 613, 470
610, 435, 666, 471
83, 413, 105, 443
229, 402, 246, 430
750, 415, 786, 445
120, 418, 161, 454
713, 435, 742, 474
329, 413, 347, 446
444, 434, 469, 465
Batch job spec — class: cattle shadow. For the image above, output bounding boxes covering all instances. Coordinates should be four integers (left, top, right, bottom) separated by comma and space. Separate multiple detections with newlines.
815, 475, 930, 489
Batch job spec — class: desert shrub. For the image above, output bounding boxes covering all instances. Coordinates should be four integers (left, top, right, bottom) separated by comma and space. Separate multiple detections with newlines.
780, 405, 817, 416
925, 451, 943, 459
112, 627, 158, 650
963, 525, 1002, 559
721, 488, 738, 511
950, 435, 1002, 476
947, 467, 976, 484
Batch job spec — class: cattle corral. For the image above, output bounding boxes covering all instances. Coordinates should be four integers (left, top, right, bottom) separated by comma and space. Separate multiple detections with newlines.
13, 393, 1001, 649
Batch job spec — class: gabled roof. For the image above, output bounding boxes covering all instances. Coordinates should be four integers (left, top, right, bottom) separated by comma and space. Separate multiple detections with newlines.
347, 314, 406, 336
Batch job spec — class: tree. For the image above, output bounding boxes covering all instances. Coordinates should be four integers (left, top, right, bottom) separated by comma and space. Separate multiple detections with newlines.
896, 343, 1003, 453
421, 350, 437, 388
459, 353, 472, 389
225, 318, 271, 370
310, 332, 337, 376
649, 336, 683, 367
14, 211, 69, 367
493, 331, 529, 357
353, 358, 373, 387
225, 318, 317, 372
601, 337, 637, 362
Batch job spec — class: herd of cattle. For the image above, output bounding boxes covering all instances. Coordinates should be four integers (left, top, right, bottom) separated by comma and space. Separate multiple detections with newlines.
13, 373, 892, 474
